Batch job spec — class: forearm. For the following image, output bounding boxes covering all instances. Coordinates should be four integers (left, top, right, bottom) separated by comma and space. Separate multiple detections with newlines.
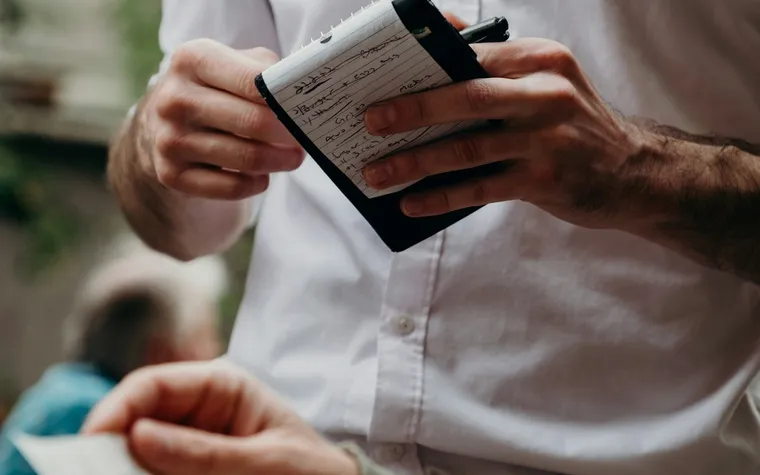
621, 121, 760, 284
108, 99, 250, 261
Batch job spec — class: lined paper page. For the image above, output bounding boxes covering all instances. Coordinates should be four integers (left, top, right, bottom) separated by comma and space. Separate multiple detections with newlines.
14, 434, 149, 475
262, 0, 475, 198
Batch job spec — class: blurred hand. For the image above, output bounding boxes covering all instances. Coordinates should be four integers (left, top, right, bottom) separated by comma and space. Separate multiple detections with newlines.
82, 361, 357, 475
361, 39, 643, 230
138, 40, 305, 200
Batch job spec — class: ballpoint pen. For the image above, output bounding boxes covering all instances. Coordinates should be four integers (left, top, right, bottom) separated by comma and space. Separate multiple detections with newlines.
459, 16, 510, 44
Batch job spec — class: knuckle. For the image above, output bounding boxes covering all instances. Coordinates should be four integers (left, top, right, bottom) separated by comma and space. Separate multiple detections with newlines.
550, 124, 579, 150
250, 46, 280, 65
169, 49, 193, 74
471, 179, 492, 203
236, 107, 263, 134
541, 42, 578, 76
406, 96, 426, 123
453, 137, 481, 166
237, 145, 263, 171
154, 157, 182, 188
121, 366, 155, 390
533, 161, 560, 189
549, 78, 579, 110
154, 127, 186, 158
155, 83, 196, 121
170, 39, 209, 73
463, 80, 497, 112
396, 149, 424, 178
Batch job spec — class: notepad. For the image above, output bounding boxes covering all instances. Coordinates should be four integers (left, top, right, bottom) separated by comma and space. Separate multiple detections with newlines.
260, 0, 477, 198
256, 0, 509, 252
14, 433, 149, 475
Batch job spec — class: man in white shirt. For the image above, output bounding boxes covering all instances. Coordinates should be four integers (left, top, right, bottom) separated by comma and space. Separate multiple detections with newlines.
100, 1, 760, 474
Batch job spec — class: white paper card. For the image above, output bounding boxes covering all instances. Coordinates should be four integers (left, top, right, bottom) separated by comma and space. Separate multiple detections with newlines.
14, 433, 149, 475
262, 0, 476, 198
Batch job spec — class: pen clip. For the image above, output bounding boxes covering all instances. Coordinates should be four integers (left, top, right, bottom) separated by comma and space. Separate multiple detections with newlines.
459, 17, 510, 44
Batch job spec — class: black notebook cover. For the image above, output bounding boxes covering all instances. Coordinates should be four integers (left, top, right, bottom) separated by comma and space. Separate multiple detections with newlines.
256, 0, 508, 252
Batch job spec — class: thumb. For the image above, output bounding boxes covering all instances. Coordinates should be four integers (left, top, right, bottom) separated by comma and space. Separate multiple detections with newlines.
130, 419, 252, 475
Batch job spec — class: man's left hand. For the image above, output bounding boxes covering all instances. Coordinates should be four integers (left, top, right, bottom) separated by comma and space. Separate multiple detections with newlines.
362, 39, 646, 229
82, 361, 359, 475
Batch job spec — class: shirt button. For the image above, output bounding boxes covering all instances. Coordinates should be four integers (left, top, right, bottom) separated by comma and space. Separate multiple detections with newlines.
376, 444, 405, 463
393, 316, 415, 335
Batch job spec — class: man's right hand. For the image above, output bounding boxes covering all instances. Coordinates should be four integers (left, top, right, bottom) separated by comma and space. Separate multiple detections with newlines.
109, 40, 305, 259
138, 40, 304, 200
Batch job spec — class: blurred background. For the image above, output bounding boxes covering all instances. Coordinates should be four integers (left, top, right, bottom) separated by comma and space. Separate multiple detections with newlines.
0, 0, 253, 424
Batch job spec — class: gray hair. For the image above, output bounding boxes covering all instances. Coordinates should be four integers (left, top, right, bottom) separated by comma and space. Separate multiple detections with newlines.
63, 236, 228, 380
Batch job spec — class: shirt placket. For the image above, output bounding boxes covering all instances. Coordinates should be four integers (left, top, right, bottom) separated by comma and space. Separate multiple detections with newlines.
365, 3, 479, 469
366, 232, 444, 471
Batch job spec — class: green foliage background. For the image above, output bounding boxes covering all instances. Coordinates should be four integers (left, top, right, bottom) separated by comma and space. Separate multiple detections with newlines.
0, 0, 251, 341
114, 0, 163, 100
0, 0, 163, 278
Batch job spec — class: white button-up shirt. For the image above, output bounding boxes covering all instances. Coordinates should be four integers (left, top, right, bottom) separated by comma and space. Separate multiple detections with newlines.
155, 1, 760, 474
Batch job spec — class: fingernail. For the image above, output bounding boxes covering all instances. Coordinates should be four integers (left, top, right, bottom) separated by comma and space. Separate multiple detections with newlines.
402, 197, 425, 216
363, 164, 390, 187
365, 104, 396, 135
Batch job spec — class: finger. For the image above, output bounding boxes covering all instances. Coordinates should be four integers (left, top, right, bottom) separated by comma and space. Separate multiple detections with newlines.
131, 419, 252, 475
172, 40, 273, 104
161, 165, 271, 201
184, 367, 248, 435
82, 362, 250, 435
364, 73, 574, 135
472, 38, 581, 79
156, 129, 304, 175
158, 82, 298, 146
363, 128, 533, 189
239, 46, 280, 66
400, 165, 532, 217
442, 12, 469, 30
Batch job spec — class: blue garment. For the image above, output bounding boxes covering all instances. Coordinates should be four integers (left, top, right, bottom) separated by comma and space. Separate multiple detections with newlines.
0, 363, 117, 475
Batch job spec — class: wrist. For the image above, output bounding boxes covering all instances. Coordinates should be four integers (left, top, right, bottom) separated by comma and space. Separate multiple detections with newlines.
612, 121, 685, 234
616, 119, 755, 239
107, 114, 191, 258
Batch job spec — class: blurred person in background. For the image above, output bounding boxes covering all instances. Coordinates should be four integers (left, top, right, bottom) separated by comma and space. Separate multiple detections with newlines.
0, 236, 227, 475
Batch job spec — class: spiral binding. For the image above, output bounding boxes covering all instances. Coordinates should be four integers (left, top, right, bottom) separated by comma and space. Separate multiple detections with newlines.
293, 0, 381, 54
